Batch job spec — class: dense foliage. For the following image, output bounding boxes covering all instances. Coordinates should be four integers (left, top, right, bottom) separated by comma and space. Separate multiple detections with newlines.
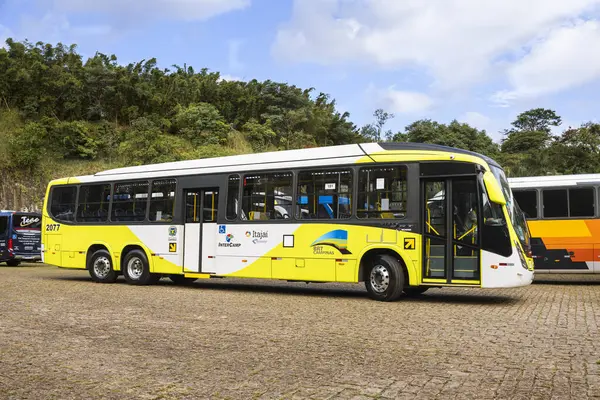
0, 38, 599, 208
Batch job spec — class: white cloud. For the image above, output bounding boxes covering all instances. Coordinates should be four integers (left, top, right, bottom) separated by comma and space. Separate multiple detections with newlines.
217, 74, 245, 82
492, 20, 600, 104
459, 111, 492, 131
367, 84, 433, 115
272, 0, 600, 90
52, 0, 251, 22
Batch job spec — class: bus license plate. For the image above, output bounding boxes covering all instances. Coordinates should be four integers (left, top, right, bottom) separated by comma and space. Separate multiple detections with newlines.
25, 246, 33, 250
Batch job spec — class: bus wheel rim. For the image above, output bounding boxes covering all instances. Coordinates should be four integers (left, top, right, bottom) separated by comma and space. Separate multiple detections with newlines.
93, 256, 111, 278
127, 257, 144, 279
370, 264, 390, 293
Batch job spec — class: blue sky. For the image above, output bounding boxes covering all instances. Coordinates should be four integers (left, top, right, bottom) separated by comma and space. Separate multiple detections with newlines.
1, 0, 600, 141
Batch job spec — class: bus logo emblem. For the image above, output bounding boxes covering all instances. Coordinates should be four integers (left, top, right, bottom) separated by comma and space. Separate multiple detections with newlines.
310, 230, 351, 255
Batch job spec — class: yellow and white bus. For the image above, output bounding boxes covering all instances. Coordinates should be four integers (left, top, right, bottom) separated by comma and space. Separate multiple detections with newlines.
509, 173, 600, 273
41, 143, 534, 301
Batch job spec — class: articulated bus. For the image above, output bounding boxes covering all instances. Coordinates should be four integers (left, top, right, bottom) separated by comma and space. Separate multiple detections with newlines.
41, 143, 533, 301
509, 173, 600, 273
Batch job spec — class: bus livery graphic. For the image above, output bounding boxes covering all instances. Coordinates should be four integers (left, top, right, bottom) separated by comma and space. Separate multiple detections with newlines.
310, 229, 351, 255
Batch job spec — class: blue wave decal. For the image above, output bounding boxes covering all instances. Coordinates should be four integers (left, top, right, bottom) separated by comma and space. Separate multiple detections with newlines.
310, 229, 351, 254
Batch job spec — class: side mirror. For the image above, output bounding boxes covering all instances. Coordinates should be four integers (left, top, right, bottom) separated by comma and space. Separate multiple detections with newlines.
482, 171, 507, 205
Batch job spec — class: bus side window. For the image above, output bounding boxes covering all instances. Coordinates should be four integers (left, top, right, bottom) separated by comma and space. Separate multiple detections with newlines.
542, 189, 568, 218
50, 186, 77, 222
513, 190, 538, 219
242, 172, 293, 221
111, 181, 149, 222
149, 179, 176, 222
357, 166, 407, 219
296, 169, 352, 220
77, 184, 111, 223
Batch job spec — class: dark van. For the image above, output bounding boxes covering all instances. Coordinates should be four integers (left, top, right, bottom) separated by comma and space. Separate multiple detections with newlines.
0, 211, 42, 266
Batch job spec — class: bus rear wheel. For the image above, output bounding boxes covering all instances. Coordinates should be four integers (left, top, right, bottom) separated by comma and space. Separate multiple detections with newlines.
122, 250, 160, 285
88, 249, 117, 283
364, 254, 405, 302
6, 260, 20, 267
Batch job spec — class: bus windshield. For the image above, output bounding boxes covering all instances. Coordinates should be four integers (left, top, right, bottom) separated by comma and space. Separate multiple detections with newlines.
489, 165, 531, 251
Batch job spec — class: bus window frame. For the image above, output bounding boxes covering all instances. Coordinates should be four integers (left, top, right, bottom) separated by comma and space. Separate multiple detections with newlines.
240, 170, 296, 223
513, 188, 540, 220
48, 184, 79, 224
148, 178, 178, 223
540, 185, 597, 220
357, 164, 409, 220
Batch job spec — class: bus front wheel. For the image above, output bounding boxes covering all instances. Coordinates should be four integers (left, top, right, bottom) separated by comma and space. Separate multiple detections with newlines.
364, 254, 405, 302
88, 249, 117, 283
122, 250, 160, 285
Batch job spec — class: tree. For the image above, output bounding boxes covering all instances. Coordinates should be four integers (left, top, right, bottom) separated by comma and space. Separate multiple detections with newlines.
360, 108, 394, 142
392, 119, 498, 156
499, 108, 562, 176
549, 122, 600, 174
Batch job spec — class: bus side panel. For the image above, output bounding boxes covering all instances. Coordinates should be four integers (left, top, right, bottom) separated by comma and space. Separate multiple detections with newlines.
44, 230, 63, 267
528, 219, 598, 273
114, 225, 184, 274
212, 223, 417, 284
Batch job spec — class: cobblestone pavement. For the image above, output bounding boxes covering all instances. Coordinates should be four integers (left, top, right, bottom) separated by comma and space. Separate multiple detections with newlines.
1, 264, 600, 400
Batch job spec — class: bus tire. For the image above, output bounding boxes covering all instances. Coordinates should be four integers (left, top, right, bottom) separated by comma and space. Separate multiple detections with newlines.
88, 249, 117, 283
6, 260, 20, 267
404, 286, 429, 296
364, 254, 405, 302
168, 275, 197, 285
122, 249, 159, 285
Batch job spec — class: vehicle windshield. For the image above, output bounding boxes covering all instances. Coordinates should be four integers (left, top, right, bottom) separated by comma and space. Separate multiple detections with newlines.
13, 214, 42, 230
489, 165, 531, 250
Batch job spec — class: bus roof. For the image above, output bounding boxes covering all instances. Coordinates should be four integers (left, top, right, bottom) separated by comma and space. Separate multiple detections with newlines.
57, 142, 499, 184
508, 173, 600, 189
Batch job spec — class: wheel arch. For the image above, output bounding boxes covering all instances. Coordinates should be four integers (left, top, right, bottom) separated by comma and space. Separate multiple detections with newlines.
86, 243, 113, 270
356, 246, 417, 286
121, 244, 153, 273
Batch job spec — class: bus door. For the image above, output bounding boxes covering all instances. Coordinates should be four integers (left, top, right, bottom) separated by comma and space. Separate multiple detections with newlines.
422, 177, 481, 284
183, 188, 219, 273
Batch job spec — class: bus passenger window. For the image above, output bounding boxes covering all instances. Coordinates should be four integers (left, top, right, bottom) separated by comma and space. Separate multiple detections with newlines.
513, 190, 538, 219
111, 181, 149, 222
77, 184, 111, 223
149, 179, 176, 222
542, 189, 568, 218
50, 186, 77, 222
569, 188, 594, 217
357, 166, 407, 219
242, 172, 293, 221
296, 169, 352, 219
